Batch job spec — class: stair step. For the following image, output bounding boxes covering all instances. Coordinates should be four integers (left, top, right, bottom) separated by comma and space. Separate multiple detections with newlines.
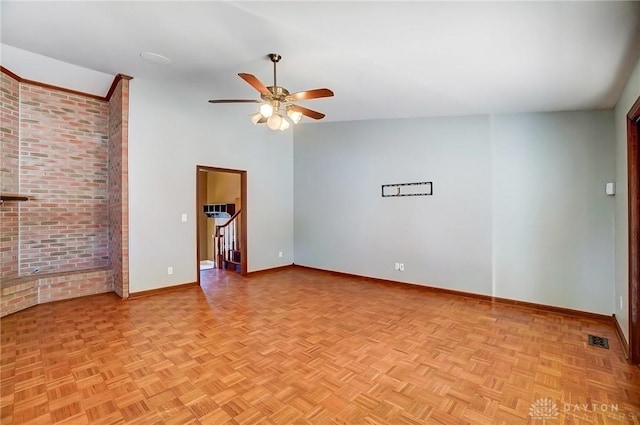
227, 250, 241, 263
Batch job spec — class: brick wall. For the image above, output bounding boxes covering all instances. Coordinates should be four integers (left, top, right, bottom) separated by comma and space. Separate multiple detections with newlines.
1, 69, 131, 317
19, 84, 109, 274
0, 279, 38, 318
38, 267, 113, 304
108, 77, 131, 299
0, 267, 112, 317
1, 72, 20, 279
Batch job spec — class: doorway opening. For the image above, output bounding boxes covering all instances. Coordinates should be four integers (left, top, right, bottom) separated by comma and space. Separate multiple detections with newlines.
196, 166, 247, 285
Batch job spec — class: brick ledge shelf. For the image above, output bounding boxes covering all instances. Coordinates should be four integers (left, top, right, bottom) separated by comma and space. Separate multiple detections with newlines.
1, 267, 114, 317
0, 194, 29, 204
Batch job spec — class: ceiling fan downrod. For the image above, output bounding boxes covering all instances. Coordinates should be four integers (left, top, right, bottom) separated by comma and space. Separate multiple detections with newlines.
268, 53, 281, 91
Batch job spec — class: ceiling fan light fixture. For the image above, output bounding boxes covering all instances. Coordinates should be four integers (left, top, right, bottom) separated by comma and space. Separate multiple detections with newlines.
259, 103, 274, 118
279, 118, 290, 131
250, 112, 263, 125
286, 108, 303, 124
267, 114, 283, 131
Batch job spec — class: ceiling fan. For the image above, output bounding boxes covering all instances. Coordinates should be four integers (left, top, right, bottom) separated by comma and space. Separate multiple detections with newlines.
208, 53, 334, 131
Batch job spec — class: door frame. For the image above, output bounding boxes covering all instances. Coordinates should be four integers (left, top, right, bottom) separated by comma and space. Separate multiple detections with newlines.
196, 165, 248, 284
628, 96, 640, 364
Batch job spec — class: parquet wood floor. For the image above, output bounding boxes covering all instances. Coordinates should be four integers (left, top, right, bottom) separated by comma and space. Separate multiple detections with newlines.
2, 267, 639, 425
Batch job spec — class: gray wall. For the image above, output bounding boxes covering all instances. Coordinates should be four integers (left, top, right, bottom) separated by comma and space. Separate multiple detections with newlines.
294, 116, 492, 294
492, 111, 615, 314
614, 57, 640, 340
294, 110, 616, 314
128, 78, 294, 292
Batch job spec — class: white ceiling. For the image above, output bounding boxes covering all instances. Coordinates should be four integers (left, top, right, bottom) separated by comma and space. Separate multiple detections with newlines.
1, 1, 640, 122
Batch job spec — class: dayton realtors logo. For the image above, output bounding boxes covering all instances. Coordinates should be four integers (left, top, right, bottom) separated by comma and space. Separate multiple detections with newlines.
529, 398, 559, 424
562, 402, 636, 421
530, 399, 636, 423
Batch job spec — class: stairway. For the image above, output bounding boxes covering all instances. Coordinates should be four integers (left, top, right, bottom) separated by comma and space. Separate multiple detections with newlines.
224, 249, 241, 271
215, 210, 242, 272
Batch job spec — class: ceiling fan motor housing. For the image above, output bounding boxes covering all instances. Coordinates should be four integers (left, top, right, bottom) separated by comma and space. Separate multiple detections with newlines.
263, 86, 289, 102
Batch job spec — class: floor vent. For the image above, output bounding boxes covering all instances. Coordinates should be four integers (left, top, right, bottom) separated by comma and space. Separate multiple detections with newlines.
587, 335, 609, 349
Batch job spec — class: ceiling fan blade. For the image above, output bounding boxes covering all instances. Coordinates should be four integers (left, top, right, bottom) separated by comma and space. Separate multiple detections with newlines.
290, 104, 325, 120
287, 88, 334, 102
208, 99, 260, 103
238, 73, 272, 96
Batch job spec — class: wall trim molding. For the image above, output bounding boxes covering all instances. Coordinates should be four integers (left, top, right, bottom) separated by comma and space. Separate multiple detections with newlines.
0, 66, 21, 82
613, 313, 630, 360
292, 264, 613, 323
246, 264, 295, 277
627, 94, 640, 363
0, 66, 132, 102
105, 74, 133, 101
128, 281, 199, 300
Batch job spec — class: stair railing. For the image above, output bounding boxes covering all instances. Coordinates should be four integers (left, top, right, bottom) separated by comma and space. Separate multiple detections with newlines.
215, 210, 241, 269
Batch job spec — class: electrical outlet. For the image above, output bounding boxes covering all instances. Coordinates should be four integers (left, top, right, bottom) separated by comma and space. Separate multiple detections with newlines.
395, 262, 400, 271
620, 296, 624, 310
278, 251, 283, 258
399, 263, 405, 272
181, 213, 187, 222
167, 266, 173, 275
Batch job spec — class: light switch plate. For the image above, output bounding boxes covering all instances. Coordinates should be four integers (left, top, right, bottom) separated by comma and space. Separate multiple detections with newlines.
605, 182, 615, 196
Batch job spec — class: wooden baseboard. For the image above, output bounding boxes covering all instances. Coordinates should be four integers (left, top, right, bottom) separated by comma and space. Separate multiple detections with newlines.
613, 313, 630, 360
488, 295, 611, 322
292, 264, 612, 323
246, 264, 295, 277
128, 282, 198, 299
